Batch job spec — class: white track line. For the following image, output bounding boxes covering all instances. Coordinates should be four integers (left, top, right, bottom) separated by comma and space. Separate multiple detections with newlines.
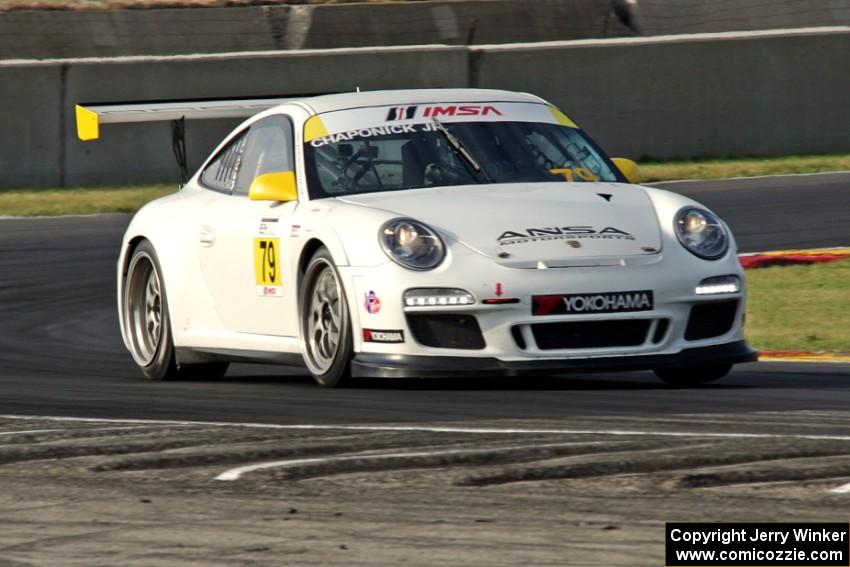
0, 424, 179, 437
216, 442, 603, 481
830, 482, 850, 494
3, 414, 850, 442
0, 429, 66, 436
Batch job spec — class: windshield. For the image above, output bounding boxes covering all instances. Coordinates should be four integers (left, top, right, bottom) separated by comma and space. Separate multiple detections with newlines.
303, 102, 624, 199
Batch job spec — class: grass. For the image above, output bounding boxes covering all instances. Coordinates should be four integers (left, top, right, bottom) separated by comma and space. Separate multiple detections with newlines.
745, 260, 850, 354
0, 184, 174, 217
639, 153, 850, 183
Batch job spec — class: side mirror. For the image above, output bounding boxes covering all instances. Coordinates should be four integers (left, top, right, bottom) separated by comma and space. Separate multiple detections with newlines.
249, 172, 298, 202
611, 158, 640, 184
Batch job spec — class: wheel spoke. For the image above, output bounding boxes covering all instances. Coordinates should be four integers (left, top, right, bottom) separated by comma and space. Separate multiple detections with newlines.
326, 325, 339, 349
328, 299, 341, 330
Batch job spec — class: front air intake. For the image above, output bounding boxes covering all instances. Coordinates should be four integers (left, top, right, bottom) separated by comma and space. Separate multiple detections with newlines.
685, 300, 738, 340
406, 314, 486, 350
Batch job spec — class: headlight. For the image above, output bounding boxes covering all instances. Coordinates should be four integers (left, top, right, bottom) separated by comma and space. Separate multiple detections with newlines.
675, 208, 729, 260
379, 218, 446, 270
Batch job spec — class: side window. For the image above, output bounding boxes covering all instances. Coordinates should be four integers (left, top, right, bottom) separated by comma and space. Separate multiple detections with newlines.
233, 115, 295, 196
200, 130, 248, 194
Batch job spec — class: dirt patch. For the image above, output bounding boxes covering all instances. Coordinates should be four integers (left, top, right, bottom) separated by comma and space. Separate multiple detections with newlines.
1, 415, 849, 565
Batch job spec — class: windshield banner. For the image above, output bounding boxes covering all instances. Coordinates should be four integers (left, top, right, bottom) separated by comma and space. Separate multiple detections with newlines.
304, 102, 577, 144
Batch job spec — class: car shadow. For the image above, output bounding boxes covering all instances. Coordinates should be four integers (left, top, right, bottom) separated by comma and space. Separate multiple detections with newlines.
216, 365, 750, 392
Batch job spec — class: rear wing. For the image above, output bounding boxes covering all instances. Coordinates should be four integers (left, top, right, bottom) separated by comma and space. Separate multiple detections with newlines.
75, 98, 294, 141
75, 97, 295, 184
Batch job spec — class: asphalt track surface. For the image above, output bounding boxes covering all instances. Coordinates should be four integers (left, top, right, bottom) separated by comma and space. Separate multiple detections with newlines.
0, 172, 848, 426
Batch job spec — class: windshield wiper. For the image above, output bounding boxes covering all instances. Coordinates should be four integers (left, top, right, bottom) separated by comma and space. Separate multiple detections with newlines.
431, 118, 493, 183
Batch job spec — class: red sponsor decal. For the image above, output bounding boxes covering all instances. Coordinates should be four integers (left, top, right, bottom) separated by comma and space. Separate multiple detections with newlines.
532, 295, 563, 316
421, 105, 503, 118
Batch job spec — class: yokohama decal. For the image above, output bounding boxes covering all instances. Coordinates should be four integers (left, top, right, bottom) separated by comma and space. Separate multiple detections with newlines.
533, 290, 653, 316
363, 329, 404, 343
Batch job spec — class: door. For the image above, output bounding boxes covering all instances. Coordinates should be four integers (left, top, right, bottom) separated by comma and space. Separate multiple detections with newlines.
196, 114, 301, 337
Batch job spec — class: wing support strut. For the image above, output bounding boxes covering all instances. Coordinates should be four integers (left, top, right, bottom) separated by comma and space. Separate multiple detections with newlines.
171, 117, 189, 187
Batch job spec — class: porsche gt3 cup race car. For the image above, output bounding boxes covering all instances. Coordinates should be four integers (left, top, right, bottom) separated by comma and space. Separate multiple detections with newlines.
76, 88, 757, 387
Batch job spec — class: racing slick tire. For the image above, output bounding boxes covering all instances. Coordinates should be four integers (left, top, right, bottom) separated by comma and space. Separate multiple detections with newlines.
123, 240, 228, 381
300, 247, 353, 387
654, 363, 732, 387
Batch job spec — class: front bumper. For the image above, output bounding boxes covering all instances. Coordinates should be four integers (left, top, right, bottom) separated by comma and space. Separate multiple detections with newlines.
351, 340, 757, 378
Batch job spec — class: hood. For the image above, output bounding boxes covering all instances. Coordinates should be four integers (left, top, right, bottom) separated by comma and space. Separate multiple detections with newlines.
338, 182, 663, 268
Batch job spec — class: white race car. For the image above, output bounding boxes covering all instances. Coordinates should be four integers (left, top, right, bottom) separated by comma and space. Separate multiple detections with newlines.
77, 88, 756, 387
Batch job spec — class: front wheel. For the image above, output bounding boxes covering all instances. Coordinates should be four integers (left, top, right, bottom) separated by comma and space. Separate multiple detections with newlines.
654, 364, 732, 387
123, 240, 228, 381
300, 247, 353, 387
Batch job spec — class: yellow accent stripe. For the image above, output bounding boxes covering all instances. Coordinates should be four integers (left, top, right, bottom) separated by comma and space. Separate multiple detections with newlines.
303, 115, 328, 142
547, 106, 578, 129
75, 105, 100, 141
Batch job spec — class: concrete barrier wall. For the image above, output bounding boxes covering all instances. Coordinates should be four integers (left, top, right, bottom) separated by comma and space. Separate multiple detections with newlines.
472, 27, 850, 159
634, 0, 850, 36
2, 28, 850, 188
3, 0, 849, 59
0, 1, 631, 59
0, 62, 65, 187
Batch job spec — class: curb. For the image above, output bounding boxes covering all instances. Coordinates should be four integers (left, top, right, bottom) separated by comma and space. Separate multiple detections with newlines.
739, 247, 850, 269
758, 351, 850, 363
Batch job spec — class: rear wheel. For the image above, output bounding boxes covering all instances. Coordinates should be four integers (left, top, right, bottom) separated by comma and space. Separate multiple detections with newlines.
123, 240, 228, 381
300, 247, 352, 387
654, 364, 731, 387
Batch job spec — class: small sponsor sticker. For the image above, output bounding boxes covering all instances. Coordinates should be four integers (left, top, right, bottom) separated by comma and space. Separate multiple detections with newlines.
258, 217, 279, 236
533, 290, 653, 316
257, 285, 283, 297
385, 106, 418, 121
364, 290, 381, 314
363, 329, 404, 343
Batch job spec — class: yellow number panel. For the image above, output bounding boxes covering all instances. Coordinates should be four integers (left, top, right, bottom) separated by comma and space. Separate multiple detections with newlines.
253, 237, 282, 296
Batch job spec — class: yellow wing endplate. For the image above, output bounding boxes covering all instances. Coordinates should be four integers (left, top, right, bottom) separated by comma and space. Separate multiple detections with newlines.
76, 104, 100, 141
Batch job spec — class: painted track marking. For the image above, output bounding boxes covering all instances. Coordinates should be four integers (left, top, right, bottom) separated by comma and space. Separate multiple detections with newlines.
0, 429, 66, 436
215, 442, 607, 481
831, 482, 850, 494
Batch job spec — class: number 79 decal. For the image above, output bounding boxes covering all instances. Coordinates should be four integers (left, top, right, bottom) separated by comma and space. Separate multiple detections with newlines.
549, 167, 598, 182
254, 237, 282, 297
